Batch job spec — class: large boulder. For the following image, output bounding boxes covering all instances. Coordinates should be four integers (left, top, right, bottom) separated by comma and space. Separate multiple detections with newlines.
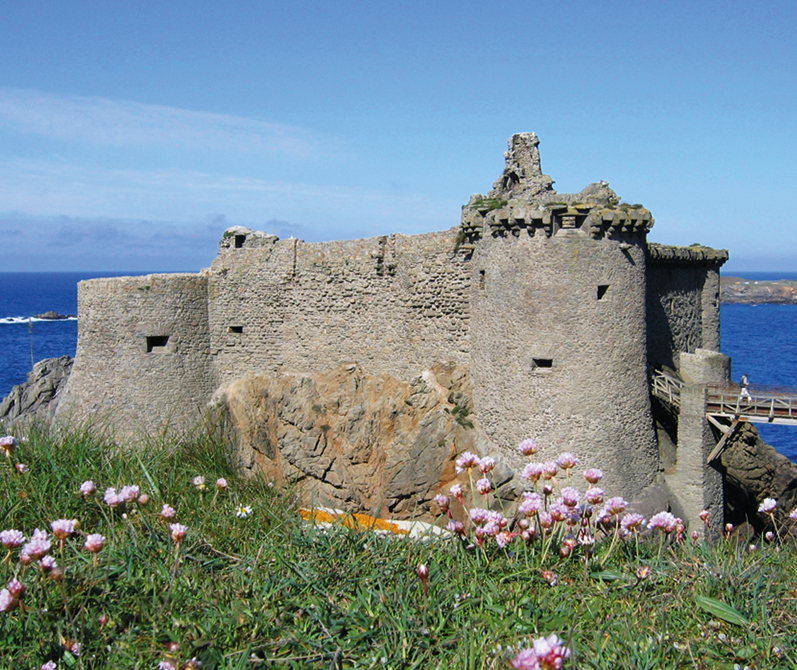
212, 362, 500, 519
721, 422, 797, 535
0, 356, 74, 427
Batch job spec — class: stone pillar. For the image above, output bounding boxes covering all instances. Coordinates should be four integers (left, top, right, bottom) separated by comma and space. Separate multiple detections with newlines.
669, 349, 730, 538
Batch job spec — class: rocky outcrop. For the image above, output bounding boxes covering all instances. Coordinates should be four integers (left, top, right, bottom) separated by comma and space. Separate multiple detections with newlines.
32, 311, 74, 320
0, 356, 74, 427
213, 362, 507, 519
721, 422, 797, 535
721, 277, 797, 304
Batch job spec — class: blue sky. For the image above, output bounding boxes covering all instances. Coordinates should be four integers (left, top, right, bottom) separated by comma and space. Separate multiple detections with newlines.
0, 1, 794, 272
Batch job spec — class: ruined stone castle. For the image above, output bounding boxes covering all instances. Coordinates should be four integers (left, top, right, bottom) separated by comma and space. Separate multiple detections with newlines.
57, 134, 729, 524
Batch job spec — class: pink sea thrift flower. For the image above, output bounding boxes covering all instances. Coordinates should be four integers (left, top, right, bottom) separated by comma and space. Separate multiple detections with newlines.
647, 511, 677, 534
160, 504, 177, 519
0, 435, 17, 458
560, 486, 580, 508
192, 476, 206, 489
583, 468, 603, 484
40, 555, 57, 572
15, 463, 28, 474
533, 634, 571, 669
449, 483, 464, 502
475, 477, 493, 495
790, 508, 797, 522
521, 462, 544, 483
469, 507, 489, 524
104, 488, 123, 508
478, 456, 496, 474
496, 531, 513, 548
7, 578, 25, 599
215, 477, 228, 489
120, 485, 140, 503
0, 529, 25, 550
541, 462, 558, 480
585, 487, 604, 505
538, 511, 554, 530
51, 519, 77, 540
40, 661, 57, 670
0, 588, 16, 612
517, 438, 538, 456
549, 502, 569, 522
758, 498, 778, 514
21, 530, 51, 563
157, 662, 177, 670
454, 451, 480, 474
636, 565, 651, 580
604, 497, 628, 516
446, 519, 465, 535
169, 524, 188, 543
519, 493, 543, 516
621, 513, 645, 534
79, 480, 96, 497
433, 494, 450, 513
84, 534, 106, 553
556, 452, 579, 470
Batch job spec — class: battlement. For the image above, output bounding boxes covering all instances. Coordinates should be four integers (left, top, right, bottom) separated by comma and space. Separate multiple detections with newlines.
460, 133, 653, 246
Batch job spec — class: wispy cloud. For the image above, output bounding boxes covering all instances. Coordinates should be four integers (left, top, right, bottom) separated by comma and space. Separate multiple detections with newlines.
0, 158, 457, 234
0, 87, 334, 159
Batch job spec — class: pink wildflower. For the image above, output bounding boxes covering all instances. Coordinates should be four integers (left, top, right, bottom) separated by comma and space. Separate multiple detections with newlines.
160, 504, 177, 519
604, 497, 628, 516
758, 498, 778, 514
585, 487, 604, 505
647, 511, 677, 534
15, 463, 28, 474
636, 565, 651, 580
416, 563, 429, 596
621, 513, 645, 534
449, 483, 464, 502
433, 494, 450, 513
79, 480, 96, 497
517, 438, 538, 456
691, 530, 700, 543
0, 529, 25, 549
511, 648, 540, 670
549, 502, 568, 522
583, 467, 603, 484
538, 511, 554, 530
20, 530, 51, 563
119, 485, 140, 502
454, 451, 480, 474
169, 523, 188, 544
765, 530, 775, 542
137, 493, 150, 506
533, 634, 571, 669
0, 588, 16, 612
482, 521, 500, 537
39, 555, 57, 572
157, 662, 177, 670
192, 475, 206, 489
556, 452, 579, 470
475, 477, 493, 495
496, 531, 513, 548
446, 519, 465, 535
0, 435, 17, 458
50, 519, 77, 540
40, 662, 58, 670
215, 477, 228, 489
541, 461, 558, 480
478, 456, 496, 474
104, 488, 123, 508
790, 508, 797, 522
469, 507, 489, 524
560, 486, 580, 508
7, 578, 25, 599
521, 462, 544, 483
519, 493, 543, 516
84, 533, 106, 553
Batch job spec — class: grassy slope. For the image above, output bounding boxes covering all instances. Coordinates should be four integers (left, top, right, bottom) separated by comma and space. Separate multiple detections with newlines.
0, 430, 795, 669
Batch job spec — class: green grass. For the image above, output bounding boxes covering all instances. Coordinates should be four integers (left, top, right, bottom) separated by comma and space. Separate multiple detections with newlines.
0, 430, 795, 669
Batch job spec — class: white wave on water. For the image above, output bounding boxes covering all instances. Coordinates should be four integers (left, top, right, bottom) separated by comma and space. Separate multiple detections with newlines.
0, 316, 77, 325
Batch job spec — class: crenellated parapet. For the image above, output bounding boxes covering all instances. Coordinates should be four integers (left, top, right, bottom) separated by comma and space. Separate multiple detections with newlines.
460, 133, 653, 246
647, 242, 729, 268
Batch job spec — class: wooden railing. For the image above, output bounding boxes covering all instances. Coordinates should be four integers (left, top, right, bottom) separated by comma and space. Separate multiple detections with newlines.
705, 385, 797, 425
650, 369, 684, 408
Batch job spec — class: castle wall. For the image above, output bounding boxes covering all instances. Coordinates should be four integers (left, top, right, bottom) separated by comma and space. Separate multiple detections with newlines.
206, 229, 472, 387
57, 274, 213, 434
646, 245, 728, 372
470, 230, 659, 497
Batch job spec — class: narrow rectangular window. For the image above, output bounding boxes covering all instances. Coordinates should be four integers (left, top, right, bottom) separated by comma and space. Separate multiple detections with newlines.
228, 326, 244, 333
479, 269, 486, 289
597, 284, 609, 300
146, 335, 170, 353
532, 358, 553, 369
234, 235, 246, 248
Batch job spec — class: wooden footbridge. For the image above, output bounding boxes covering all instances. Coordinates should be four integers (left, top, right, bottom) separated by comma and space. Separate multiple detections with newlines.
650, 368, 797, 461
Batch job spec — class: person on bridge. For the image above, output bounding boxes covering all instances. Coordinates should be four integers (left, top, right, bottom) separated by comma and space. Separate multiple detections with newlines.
740, 373, 751, 400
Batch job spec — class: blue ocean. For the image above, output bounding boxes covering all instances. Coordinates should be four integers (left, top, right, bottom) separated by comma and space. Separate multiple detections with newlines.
1, 271, 796, 462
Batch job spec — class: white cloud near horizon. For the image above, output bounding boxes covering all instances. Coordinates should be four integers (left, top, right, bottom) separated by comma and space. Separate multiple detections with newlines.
0, 157, 456, 234
0, 87, 334, 159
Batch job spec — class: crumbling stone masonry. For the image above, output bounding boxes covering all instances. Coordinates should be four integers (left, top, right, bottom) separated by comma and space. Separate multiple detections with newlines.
56, 134, 728, 520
